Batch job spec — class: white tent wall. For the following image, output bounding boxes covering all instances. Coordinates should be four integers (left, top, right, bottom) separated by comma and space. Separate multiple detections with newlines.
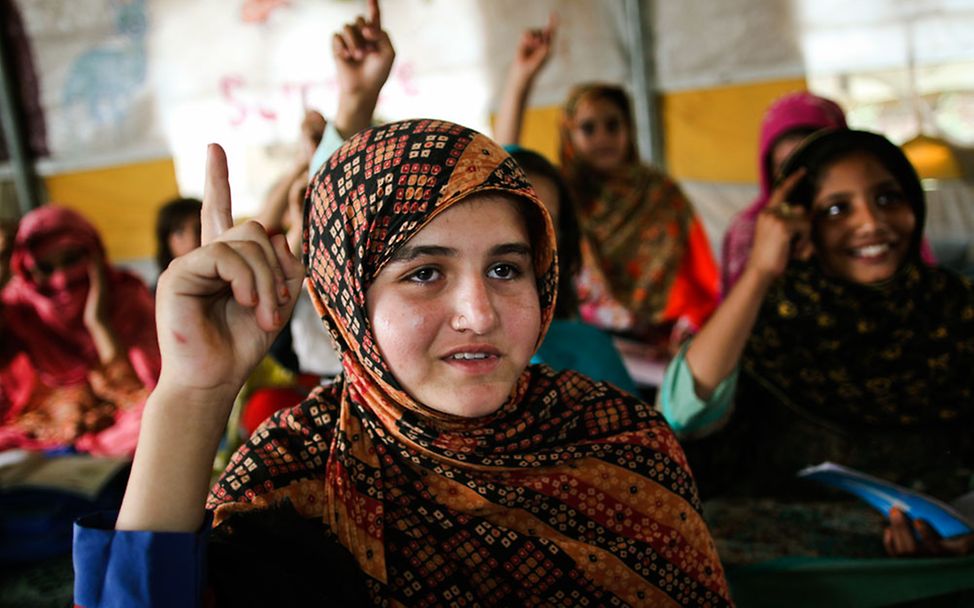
7, 0, 974, 275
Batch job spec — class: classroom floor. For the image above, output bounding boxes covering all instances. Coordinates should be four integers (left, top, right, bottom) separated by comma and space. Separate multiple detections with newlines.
0, 556, 73, 608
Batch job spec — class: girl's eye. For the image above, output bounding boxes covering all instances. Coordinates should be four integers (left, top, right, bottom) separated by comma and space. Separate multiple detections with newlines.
579, 122, 596, 137
815, 201, 847, 219
488, 263, 521, 280
406, 267, 441, 283
876, 191, 905, 208
605, 118, 621, 134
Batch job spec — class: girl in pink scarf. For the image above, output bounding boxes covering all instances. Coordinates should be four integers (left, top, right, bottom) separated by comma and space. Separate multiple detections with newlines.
0, 206, 160, 454
721, 92, 935, 296
721, 92, 848, 295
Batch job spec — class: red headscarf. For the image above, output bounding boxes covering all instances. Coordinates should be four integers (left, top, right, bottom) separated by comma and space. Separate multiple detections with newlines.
1, 205, 160, 388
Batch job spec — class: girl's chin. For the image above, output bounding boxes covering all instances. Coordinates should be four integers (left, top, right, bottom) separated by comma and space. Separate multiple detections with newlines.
423, 390, 509, 419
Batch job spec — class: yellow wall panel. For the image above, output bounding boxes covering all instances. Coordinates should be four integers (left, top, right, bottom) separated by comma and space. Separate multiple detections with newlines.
43, 158, 180, 262
662, 78, 808, 183
519, 105, 564, 165
490, 105, 563, 165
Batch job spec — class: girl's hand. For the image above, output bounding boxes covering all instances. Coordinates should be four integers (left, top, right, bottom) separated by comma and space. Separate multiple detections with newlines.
746, 169, 812, 281
154, 144, 304, 398
511, 13, 557, 83
83, 257, 126, 364
82, 258, 111, 332
333, 1, 394, 102
884, 507, 974, 557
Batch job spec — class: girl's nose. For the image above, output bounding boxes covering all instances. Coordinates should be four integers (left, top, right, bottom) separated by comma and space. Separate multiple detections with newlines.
853, 198, 884, 231
451, 276, 499, 335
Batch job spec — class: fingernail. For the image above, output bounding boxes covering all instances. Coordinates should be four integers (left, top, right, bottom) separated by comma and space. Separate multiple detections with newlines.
273, 309, 282, 327
279, 283, 290, 302
251, 290, 259, 306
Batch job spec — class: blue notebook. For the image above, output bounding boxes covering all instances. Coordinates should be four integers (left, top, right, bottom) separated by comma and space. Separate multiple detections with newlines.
798, 462, 974, 539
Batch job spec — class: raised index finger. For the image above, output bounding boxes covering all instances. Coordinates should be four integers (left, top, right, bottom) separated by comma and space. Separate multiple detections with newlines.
367, 0, 381, 29
202, 143, 234, 244
546, 12, 558, 37
776, 167, 806, 196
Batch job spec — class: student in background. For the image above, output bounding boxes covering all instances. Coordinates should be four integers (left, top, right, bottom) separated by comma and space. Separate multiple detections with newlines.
496, 18, 719, 355
155, 197, 202, 275
660, 129, 974, 558
0, 206, 160, 455
507, 146, 638, 394
721, 91, 935, 297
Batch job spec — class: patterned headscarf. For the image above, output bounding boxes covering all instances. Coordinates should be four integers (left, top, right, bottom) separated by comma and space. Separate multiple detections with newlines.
209, 120, 731, 606
743, 130, 974, 428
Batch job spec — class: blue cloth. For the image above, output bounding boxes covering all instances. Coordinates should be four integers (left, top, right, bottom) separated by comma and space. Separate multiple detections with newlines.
73, 511, 210, 608
533, 319, 638, 395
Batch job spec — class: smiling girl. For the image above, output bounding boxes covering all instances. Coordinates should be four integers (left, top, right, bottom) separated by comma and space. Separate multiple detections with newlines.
659, 129, 974, 558
73, 120, 732, 607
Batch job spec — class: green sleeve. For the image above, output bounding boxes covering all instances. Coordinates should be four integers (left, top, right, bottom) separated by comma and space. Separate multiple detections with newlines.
308, 122, 347, 182
658, 340, 738, 438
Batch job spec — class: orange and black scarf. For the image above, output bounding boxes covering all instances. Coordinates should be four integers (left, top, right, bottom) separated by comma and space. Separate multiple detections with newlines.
208, 120, 731, 607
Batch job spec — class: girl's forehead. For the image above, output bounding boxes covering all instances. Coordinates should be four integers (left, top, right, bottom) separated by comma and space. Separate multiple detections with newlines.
817, 151, 894, 184
407, 194, 530, 243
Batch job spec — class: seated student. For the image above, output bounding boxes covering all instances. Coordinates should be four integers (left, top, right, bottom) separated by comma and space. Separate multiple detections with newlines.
508, 147, 638, 395
496, 17, 719, 356
660, 129, 974, 558
721, 92, 936, 297
73, 118, 732, 606
155, 197, 202, 275
0, 206, 160, 455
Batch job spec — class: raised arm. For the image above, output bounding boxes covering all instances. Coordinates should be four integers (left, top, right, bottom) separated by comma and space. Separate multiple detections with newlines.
333, 0, 395, 138
493, 14, 557, 146
253, 111, 323, 233
684, 170, 811, 400
116, 144, 304, 532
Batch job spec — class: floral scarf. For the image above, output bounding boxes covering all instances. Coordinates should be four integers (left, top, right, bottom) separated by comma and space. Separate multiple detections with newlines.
208, 120, 731, 606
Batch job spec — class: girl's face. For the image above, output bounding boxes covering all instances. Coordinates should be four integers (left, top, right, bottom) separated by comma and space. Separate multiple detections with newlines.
525, 172, 560, 226
168, 215, 202, 260
30, 245, 87, 284
366, 194, 542, 417
811, 151, 916, 284
569, 96, 631, 173
769, 134, 806, 178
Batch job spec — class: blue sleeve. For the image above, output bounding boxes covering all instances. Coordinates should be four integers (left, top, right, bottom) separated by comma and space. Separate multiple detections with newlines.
73, 511, 210, 608
658, 340, 737, 438
308, 121, 347, 181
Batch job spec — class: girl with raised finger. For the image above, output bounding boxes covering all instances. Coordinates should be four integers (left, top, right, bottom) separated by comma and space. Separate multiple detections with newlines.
73, 120, 732, 607
660, 129, 974, 561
